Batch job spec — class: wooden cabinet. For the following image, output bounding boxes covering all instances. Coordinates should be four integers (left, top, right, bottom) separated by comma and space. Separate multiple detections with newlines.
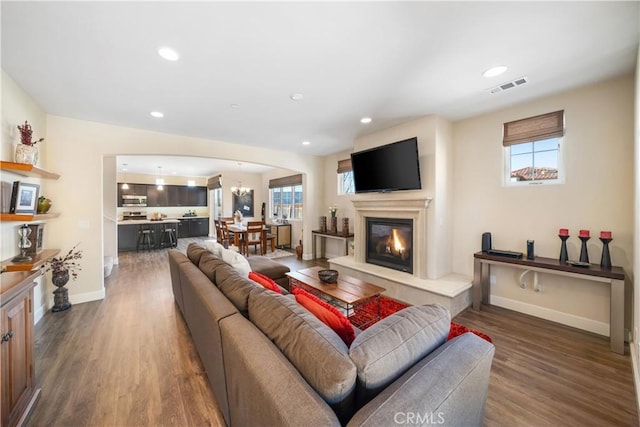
146, 186, 168, 207
270, 224, 292, 249
1, 271, 41, 427
118, 184, 207, 208
189, 218, 209, 237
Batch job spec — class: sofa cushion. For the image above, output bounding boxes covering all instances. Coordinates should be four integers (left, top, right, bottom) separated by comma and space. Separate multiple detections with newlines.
204, 239, 225, 257
221, 246, 252, 276
348, 304, 450, 406
248, 271, 282, 294
293, 288, 355, 347
187, 243, 209, 265
217, 265, 260, 315
248, 289, 356, 421
198, 251, 228, 283
247, 256, 290, 288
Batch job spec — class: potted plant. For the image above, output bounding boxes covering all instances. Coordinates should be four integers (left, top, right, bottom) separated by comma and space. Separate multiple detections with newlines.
45, 243, 82, 312
15, 120, 44, 165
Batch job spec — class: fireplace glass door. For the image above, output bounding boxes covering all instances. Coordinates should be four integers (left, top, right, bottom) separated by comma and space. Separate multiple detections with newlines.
366, 217, 413, 274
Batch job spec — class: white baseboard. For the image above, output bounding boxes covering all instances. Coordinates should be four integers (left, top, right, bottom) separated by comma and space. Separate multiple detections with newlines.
491, 295, 610, 337
34, 303, 46, 324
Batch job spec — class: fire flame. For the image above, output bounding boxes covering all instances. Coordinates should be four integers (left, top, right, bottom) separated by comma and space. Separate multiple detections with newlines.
392, 228, 404, 253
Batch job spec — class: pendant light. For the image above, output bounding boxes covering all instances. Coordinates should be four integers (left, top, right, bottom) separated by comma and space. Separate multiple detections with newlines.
156, 166, 164, 190
231, 162, 251, 196
121, 163, 130, 190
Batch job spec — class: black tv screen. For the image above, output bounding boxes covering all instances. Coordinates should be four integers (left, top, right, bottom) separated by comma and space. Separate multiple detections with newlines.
351, 137, 422, 193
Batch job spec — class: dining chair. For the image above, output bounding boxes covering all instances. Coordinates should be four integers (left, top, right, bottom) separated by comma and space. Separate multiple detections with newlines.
242, 221, 265, 256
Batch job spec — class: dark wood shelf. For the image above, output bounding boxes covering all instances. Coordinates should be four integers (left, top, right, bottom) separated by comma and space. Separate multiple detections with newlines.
0, 212, 60, 222
0, 161, 60, 180
473, 251, 625, 280
1, 249, 60, 273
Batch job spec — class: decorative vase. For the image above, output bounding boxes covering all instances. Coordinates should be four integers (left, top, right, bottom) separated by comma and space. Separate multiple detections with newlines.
15, 144, 38, 165
558, 234, 569, 264
320, 216, 327, 232
342, 218, 349, 235
579, 236, 590, 263
600, 237, 612, 269
51, 270, 72, 312
330, 216, 338, 234
296, 240, 303, 259
37, 197, 52, 214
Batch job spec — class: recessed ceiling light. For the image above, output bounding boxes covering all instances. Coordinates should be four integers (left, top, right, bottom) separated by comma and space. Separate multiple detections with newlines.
302, 141, 311, 146
157, 47, 180, 61
230, 103, 239, 109
290, 93, 304, 101
360, 117, 372, 124
483, 66, 508, 78
150, 111, 164, 118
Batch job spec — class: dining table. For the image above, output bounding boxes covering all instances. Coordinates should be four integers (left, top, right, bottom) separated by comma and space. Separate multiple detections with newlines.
227, 223, 270, 255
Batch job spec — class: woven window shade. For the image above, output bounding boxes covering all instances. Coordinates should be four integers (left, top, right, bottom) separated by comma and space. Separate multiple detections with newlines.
207, 174, 222, 189
503, 110, 564, 146
337, 158, 352, 174
269, 174, 302, 189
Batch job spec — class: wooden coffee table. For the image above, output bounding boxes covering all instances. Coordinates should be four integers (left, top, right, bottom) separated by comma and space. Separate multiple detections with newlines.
286, 266, 386, 328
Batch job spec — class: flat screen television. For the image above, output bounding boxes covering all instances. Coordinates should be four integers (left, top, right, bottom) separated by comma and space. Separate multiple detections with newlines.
351, 137, 422, 193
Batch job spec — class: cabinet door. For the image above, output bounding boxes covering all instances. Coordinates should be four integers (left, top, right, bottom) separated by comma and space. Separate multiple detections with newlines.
167, 186, 188, 207
118, 224, 140, 252
277, 225, 291, 248
1, 289, 34, 427
189, 187, 208, 207
190, 219, 209, 237
176, 219, 189, 238
146, 185, 168, 207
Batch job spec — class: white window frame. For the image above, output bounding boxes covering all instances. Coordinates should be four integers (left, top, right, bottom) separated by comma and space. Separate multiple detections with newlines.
270, 184, 303, 221
504, 136, 565, 187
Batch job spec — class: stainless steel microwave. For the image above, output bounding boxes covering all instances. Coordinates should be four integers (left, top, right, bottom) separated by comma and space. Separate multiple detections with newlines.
122, 195, 147, 207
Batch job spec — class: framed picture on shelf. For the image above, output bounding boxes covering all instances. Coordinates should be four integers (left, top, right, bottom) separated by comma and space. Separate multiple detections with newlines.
10, 181, 40, 214
25, 223, 45, 255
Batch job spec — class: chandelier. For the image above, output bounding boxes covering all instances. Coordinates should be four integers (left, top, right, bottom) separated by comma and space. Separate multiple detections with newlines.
231, 162, 251, 196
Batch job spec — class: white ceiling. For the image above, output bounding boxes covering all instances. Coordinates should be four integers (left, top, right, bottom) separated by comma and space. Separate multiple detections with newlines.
2, 1, 638, 176
117, 155, 275, 177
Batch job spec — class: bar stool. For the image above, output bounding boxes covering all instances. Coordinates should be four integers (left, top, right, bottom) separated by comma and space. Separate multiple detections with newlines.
136, 225, 155, 251
160, 223, 177, 248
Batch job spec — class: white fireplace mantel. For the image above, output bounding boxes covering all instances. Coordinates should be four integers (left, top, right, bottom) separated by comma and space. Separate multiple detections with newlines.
351, 195, 432, 280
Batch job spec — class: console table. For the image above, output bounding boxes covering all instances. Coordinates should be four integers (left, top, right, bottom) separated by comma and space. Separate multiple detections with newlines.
311, 230, 354, 260
473, 251, 626, 354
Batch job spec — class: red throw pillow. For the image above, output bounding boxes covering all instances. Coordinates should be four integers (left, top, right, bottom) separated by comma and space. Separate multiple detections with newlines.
293, 288, 355, 347
248, 271, 282, 294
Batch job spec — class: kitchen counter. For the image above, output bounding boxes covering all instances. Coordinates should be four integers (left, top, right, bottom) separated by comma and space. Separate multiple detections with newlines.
118, 219, 181, 225
117, 217, 210, 252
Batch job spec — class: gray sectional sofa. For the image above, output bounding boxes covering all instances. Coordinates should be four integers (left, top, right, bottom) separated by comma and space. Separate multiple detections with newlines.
168, 243, 495, 426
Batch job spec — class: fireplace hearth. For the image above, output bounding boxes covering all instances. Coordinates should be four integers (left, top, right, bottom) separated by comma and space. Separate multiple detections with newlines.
366, 218, 413, 274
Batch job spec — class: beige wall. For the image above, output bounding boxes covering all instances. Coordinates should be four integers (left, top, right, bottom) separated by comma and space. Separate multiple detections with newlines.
452, 74, 635, 334
26, 114, 323, 307
634, 45, 640, 362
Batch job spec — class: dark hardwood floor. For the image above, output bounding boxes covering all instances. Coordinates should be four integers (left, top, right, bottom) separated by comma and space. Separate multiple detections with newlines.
28, 239, 638, 426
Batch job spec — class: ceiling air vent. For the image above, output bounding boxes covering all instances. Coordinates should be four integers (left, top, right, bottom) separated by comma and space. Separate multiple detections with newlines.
489, 76, 528, 94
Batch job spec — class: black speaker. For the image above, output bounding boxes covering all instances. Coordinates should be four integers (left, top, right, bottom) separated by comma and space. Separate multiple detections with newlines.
481, 232, 492, 252
527, 240, 535, 260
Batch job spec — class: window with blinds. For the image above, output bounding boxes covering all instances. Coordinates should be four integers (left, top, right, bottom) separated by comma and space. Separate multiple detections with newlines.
503, 110, 565, 186
269, 174, 303, 220
337, 158, 354, 194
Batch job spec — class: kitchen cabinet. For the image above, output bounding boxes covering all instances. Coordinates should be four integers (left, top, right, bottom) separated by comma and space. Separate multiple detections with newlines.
270, 224, 291, 249
117, 224, 141, 252
1, 270, 41, 427
189, 218, 209, 237
146, 186, 168, 207
118, 184, 207, 208
176, 219, 189, 238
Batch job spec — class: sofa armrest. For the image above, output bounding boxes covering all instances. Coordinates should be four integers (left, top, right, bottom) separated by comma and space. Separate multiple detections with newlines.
347, 333, 494, 427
